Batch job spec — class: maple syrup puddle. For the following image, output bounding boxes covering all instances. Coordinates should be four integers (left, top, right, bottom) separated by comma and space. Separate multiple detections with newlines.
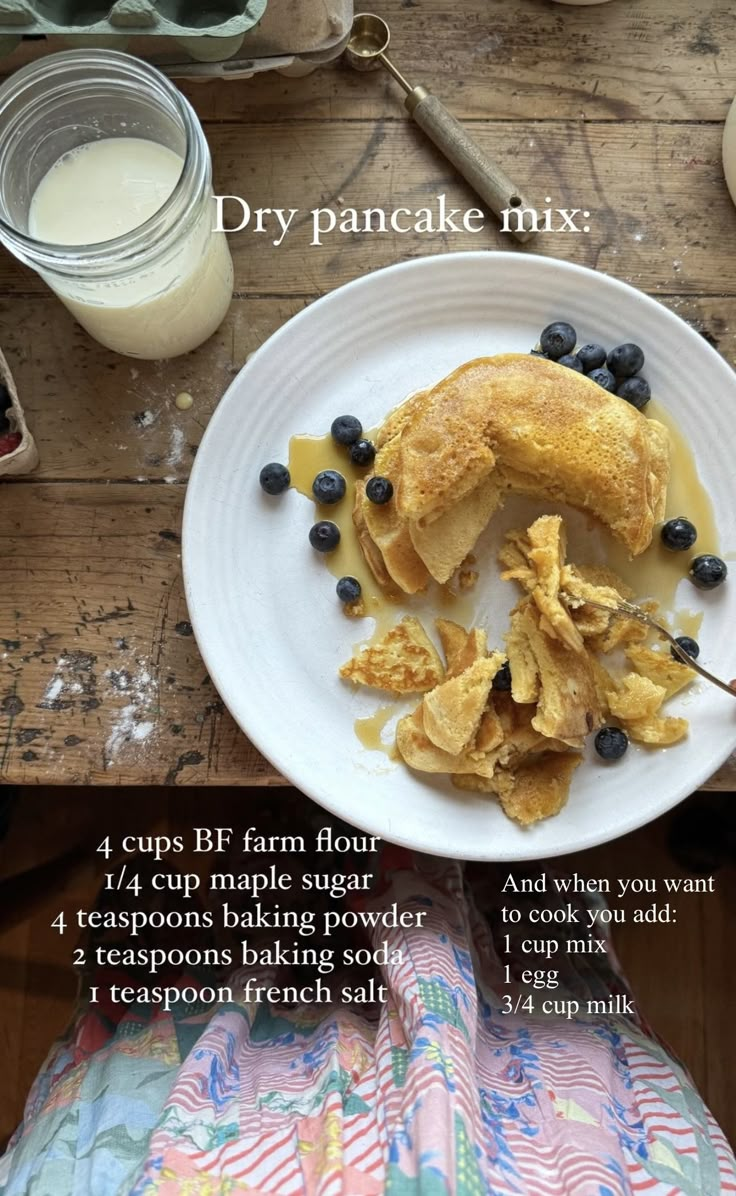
288, 397, 723, 755
354, 703, 401, 758
288, 430, 393, 630
604, 400, 720, 633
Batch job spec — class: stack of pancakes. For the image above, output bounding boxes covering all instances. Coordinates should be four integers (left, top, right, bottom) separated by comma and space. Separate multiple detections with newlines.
354, 353, 670, 593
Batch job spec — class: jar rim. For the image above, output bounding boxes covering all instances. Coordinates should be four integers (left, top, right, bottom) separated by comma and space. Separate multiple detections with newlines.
0, 48, 211, 277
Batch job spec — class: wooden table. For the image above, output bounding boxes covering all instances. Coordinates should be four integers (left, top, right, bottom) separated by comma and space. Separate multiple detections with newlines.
1, 0, 735, 788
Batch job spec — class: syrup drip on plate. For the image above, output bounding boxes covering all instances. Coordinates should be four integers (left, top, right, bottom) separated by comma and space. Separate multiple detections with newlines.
288, 431, 389, 624
603, 400, 719, 634
354, 702, 401, 758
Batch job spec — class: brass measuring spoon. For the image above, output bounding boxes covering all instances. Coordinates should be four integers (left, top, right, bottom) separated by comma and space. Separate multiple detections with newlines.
345, 13, 536, 244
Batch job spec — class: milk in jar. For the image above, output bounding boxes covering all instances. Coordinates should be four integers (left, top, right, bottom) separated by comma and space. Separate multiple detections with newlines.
28, 136, 233, 359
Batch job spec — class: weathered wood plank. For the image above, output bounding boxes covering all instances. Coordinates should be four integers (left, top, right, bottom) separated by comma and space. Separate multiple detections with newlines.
1, 295, 734, 483
0, 483, 279, 785
1, 0, 734, 123
0, 298, 305, 482
1, 121, 734, 299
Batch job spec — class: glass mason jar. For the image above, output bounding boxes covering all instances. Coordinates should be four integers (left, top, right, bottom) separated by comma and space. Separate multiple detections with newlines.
0, 50, 233, 360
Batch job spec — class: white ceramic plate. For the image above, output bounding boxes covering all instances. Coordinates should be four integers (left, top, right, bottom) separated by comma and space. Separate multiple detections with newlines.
183, 252, 736, 860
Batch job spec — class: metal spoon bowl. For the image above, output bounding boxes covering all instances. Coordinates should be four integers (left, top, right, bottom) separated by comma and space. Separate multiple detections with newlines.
345, 12, 391, 70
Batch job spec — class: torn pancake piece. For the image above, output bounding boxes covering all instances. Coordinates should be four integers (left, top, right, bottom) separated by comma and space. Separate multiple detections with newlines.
453, 752, 581, 826
624, 644, 693, 701
606, 669, 690, 746
435, 619, 489, 679
506, 600, 602, 745
395, 704, 498, 778
340, 616, 444, 694
409, 473, 502, 584
422, 654, 504, 755
500, 516, 583, 651
499, 753, 582, 825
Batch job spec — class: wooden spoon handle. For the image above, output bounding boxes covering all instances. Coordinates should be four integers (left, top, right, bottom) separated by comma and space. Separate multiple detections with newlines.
405, 86, 536, 244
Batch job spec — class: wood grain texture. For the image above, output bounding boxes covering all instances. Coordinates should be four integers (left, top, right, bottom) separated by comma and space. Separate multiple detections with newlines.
0, 484, 279, 785
1, 0, 734, 123
2, 122, 736, 299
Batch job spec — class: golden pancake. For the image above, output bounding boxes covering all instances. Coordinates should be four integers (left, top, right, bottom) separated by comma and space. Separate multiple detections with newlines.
475, 703, 505, 753
623, 715, 689, 746
352, 482, 397, 594
422, 654, 503, 755
395, 705, 498, 778
435, 619, 489, 679
499, 753, 581, 825
624, 644, 693, 700
605, 670, 689, 745
396, 354, 668, 556
435, 618, 471, 671
408, 473, 503, 584
340, 616, 444, 693
357, 437, 430, 594
607, 674, 665, 720
506, 600, 601, 745
500, 516, 583, 651
374, 387, 431, 449
453, 752, 581, 825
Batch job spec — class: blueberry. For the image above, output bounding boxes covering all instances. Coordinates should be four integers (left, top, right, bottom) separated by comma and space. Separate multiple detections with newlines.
588, 367, 617, 393
331, 415, 362, 446
557, 354, 584, 373
336, 576, 361, 604
576, 343, 607, 373
539, 321, 577, 360
607, 343, 645, 379
617, 375, 651, 410
312, 469, 346, 505
350, 439, 376, 467
672, 635, 700, 662
259, 462, 290, 495
594, 726, 629, 760
366, 476, 393, 504
492, 661, 512, 691
689, 554, 727, 590
309, 520, 341, 552
661, 517, 697, 551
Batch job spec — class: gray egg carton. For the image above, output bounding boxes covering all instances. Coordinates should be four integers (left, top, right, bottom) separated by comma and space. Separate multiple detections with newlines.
0, 0, 353, 68
0, 0, 266, 40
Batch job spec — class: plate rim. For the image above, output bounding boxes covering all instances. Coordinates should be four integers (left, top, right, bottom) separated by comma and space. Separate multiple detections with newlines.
183, 250, 736, 860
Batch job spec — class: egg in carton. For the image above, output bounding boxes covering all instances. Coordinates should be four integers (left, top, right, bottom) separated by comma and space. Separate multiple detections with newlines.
0, 350, 38, 477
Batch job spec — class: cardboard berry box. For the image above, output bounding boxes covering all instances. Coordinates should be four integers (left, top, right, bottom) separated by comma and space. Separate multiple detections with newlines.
0, 350, 38, 477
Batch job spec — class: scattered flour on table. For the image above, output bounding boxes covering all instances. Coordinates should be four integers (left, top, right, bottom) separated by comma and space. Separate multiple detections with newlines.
42, 656, 85, 703
167, 423, 185, 466
105, 662, 157, 760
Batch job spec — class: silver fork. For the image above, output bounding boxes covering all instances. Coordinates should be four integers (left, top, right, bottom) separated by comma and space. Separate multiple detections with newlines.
577, 597, 736, 698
